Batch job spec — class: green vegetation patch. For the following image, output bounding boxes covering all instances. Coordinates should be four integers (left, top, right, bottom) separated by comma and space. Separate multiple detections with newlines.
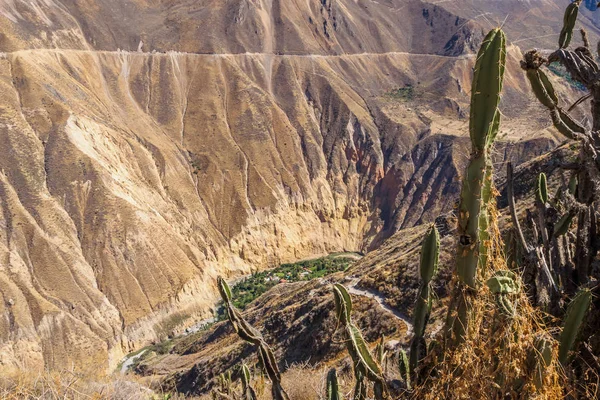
216, 254, 358, 319
386, 84, 417, 101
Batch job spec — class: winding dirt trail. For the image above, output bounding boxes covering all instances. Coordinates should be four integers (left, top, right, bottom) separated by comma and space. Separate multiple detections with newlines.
120, 350, 148, 375
0, 48, 475, 60
346, 277, 414, 337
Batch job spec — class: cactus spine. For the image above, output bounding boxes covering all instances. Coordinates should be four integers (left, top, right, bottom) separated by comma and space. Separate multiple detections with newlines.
453, 27, 506, 342
326, 368, 342, 400
333, 284, 387, 399
217, 277, 290, 400
410, 225, 439, 373
558, 288, 592, 365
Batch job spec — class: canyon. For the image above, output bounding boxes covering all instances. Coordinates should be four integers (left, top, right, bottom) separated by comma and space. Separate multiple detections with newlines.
0, 0, 591, 372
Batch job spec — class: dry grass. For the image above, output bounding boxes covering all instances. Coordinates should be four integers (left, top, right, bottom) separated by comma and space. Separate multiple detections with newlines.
413, 199, 566, 399
0, 367, 173, 400
195, 362, 360, 400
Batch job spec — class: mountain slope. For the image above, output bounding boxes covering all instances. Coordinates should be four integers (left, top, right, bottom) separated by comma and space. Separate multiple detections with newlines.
0, 0, 582, 371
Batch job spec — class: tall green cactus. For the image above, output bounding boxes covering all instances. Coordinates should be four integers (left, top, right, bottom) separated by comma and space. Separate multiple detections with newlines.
410, 225, 439, 373
453, 27, 506, 343
218, 277, 290, 400
333, 284, 387, 399
326, 368, 342, 400
558, 288, 592, 365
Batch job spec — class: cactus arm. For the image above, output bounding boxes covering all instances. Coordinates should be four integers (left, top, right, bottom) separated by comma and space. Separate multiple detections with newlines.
553, 211, 575, 237
559, 1, 581, 49
420, 225, 440, 282
469, 29, 506, 150
479, 163, 493, 272
537, 173, 549, 205
241, 364, 258, 400
347, 325, 384, 382
218, 276, 233, 302
333, 283, 353, 324
526, 69, 558, 109
353, 370, 367, 400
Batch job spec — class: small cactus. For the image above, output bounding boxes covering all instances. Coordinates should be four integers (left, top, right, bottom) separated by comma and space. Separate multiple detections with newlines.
241, 364, 257, 400
558, 288, 592, 365
217, 277, 289, 400
214, 371, 233, 399
486, 270, 520, 317
410, 225, 439, 373
398, 349, 411, 390
530, 334, 554, 390
333, 284, 387, 399
536, 173, 548, 205
326, 368, 342, 400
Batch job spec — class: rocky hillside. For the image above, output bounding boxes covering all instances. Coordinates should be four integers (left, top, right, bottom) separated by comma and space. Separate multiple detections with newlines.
136, 145, 580, 397
0, 0, 587, 372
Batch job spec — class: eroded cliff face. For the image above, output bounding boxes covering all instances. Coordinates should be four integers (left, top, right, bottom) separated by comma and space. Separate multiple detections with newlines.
0, 0, 583, 371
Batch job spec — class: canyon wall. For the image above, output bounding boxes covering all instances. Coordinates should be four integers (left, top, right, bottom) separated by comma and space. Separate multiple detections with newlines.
0, 0, 585, 371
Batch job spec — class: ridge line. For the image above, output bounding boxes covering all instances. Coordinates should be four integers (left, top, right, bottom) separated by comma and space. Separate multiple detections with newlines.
0, 48, 476, 60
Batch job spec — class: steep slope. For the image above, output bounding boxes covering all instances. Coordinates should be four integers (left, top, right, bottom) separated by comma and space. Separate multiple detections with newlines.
0, 0, 582, 372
